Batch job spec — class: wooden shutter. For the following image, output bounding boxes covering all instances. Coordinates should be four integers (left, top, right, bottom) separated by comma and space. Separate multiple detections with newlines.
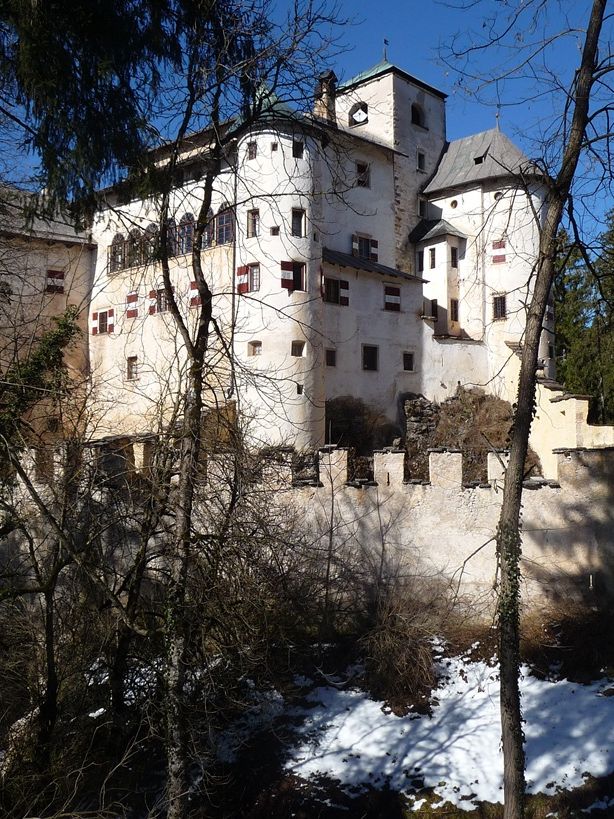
493, 254, 506, 263
126, 291, 138, 319
236, 265, 249, 295
339, 279, 349, 306
107, 308, 115, 334
492, 239, 506, 250
90, 312, 98, 335
351, 235, 359, 256
280, 260, 294, 291
46, 269, 65, 294
384, 285, 401, 311
190, 281, 202, 307
370, 238, 379, 262
148, 289, 157, 315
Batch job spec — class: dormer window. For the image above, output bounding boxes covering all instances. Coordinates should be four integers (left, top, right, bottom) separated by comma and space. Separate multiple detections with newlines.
349, 102, 368, 127
411, 103, 425, 128
474, 152, 488, 165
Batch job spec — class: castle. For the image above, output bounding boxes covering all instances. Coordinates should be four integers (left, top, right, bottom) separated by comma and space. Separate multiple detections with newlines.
3, 60, 614, 478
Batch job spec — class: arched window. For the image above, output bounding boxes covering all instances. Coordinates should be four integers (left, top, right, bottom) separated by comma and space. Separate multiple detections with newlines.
165, 218, 177, 257
216, 203, 234, 245
109, 233, 125, 272
143, 222, 158, 263
411, 103, 425, 127
127, 228, 142, 268
348, 101, 368, 127
203, 208, 214, 248
178, 213, 195, 255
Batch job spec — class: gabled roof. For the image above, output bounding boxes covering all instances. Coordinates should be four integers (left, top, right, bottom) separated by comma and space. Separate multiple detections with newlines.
339, 60, 446, 100
322, 247, 424, 282
424, 128, 537, 195
408, 218, 467, 244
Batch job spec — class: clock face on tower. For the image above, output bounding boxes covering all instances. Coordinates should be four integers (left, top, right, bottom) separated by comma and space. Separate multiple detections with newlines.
349, 102, 368, 126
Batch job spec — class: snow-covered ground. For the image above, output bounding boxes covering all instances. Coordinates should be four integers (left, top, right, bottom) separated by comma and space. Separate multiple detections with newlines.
284, 644, 614, 811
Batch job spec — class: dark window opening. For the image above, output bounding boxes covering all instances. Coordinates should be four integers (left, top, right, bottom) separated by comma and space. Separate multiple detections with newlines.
450, 298, 459, 322
326, 349, 337, 367
451, 246, 458, 268
493, 294, 507, 320
292, 139, 304, 159
362, 345, 378, 371
429, 247, 436, 268
403, 352, 414, 372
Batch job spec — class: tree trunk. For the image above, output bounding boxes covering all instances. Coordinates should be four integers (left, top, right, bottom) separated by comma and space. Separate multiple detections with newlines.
497, 5, 606, 816
38, 587, 58, 765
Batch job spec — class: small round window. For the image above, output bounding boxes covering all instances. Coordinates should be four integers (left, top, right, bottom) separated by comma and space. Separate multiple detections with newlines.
450, 199, 458, 209
493, 191, 503, 201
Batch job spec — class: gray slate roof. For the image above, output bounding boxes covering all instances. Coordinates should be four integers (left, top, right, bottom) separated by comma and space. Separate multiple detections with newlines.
322, 247, 423, 282
339, 60, 446, 100
408, 218, 467, 244
424, 128, 536, 195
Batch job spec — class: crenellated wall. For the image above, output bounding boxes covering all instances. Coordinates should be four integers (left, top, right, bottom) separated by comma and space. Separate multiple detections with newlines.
19, 440, 614, 615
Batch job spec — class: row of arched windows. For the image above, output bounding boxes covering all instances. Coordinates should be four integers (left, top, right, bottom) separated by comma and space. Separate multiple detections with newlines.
108, 205, 235, 273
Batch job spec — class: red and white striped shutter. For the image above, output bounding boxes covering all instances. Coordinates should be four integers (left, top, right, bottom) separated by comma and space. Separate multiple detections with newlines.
339, 280, 349, 306
384, 285, 401, 311
46, 269, 65, 293
493, 254, 506, 264
126, 292, 138, 318
280, 261, 294, 291
492, 239, 506, 250
107, 308, 114, 333
351, 235, 359, 256
90, 312, 98, 335
236, 266, 249, 295
190, 281, 202, 307
148, 289, 157, 315
370, 239, 379, 262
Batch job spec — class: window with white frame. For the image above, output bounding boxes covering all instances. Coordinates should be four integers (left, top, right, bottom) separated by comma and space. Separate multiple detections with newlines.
291, 208, 305, 237
247, 209, 260, 238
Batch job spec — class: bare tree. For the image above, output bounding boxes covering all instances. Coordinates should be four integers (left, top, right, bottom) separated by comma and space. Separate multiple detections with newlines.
443, 2, 610, 815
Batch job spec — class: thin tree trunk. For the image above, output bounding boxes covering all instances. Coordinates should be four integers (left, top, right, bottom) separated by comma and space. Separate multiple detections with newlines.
497, 4, 606, 816
38, 587, 58, 765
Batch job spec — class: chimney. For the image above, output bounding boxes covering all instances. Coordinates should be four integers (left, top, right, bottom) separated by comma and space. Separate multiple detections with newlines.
313, 70, 337, 125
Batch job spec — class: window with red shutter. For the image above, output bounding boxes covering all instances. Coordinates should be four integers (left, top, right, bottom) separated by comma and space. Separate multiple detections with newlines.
190, 281, 202, 307
126, 291, 138, 318
384, 285, 401, 311
280, 260, 304, 291
46, 270, 65, 294
236, 265, 249, 294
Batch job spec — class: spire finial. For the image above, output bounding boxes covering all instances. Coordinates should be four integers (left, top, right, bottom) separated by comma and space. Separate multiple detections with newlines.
383, 38, 389, 62
495, 105, 501, 131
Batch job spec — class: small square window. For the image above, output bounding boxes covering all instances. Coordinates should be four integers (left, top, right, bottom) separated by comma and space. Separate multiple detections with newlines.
403, 352, 414, 372
417, 151, 426, 172
271, 141, 278, 152
291, 209, 305, 237
270, 225, 280, 236
248, 340, 262, 356
296, 383, 304, 395
247, 141, 257, 160
356, 161, 370, 188
326, 348, 336, 367
291, 340, 306, 357
429, 248, 436, 268
247, 209, 260, 238
451, 246, 458, 268
126, 355, 139, 380
292, 139, 304, 159
362, 345, 378, 371
493, 294, 507, 320
450, 298, 459, 322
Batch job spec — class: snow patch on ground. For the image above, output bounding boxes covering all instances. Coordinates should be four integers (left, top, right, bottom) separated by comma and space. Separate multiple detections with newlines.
285, 654, 614, 810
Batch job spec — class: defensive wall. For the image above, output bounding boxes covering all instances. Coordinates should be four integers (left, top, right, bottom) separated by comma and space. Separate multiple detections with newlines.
16, 439, 614, 613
